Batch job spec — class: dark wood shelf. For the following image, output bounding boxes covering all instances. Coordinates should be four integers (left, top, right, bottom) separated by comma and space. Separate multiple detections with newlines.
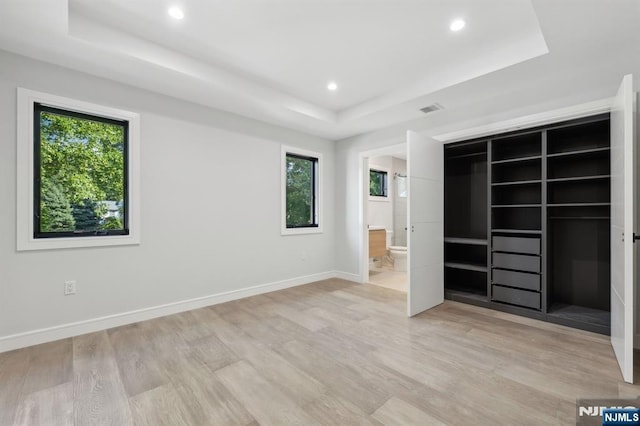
547, 146, 610, 158
492, 229, 542, 235
492, 204, 541, 208
444, 289, 489, 304
546, 304, 610, 335
492, 179, 541, 187
549, 216, 611, 220
549, 216, 610, 220
444, 262, 488, 273
446, 151, 486, 160
492, 155, 542, 165
547, 174, 610, 183
547, 203, 610, 207
444, 237, 488, 246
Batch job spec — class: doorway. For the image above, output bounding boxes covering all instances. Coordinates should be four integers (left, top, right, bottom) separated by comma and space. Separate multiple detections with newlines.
360, 132, 444, 317
360, 144, 408, 293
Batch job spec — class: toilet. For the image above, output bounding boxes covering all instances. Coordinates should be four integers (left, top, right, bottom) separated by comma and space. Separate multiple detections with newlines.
388, 246, 407, 272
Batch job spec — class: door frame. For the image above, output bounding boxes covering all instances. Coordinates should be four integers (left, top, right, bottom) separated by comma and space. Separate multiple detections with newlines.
358, 143, 407, 285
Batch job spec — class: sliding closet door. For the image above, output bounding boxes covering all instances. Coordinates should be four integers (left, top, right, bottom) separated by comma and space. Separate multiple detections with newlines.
611, 74, 636, 383
407, 130, 444, 316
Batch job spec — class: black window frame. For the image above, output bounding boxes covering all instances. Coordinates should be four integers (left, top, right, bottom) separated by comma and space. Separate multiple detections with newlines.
33, 103, 130, 239
285, 152, 319, 229
369, 169, 388, 197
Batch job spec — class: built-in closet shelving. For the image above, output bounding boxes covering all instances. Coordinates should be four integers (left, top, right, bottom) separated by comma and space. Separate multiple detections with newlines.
443, 114, 611, 334
444, 141, 489, 302
545, 118, 611, 333
490, 132, 544, 313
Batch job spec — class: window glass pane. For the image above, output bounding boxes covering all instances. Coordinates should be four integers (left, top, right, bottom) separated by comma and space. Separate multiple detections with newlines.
396, 176, 407, 198
370, 170, 387, 197
37, 107, 127, 236
286, 154, 316, 228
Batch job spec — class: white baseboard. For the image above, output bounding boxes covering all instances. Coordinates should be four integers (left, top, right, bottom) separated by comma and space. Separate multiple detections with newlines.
0, 271, 336, 353
333, 270, 362, 283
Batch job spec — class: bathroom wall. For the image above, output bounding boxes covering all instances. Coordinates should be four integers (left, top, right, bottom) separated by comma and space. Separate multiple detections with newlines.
368, 155, 407, 247
367, 155, 393, 233
391, 157, 407, 246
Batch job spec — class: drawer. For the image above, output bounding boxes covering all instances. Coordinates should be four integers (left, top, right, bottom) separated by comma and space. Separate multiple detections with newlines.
492, 269, 540, 291
492, 236, 540, 255
493, 252, 540, 273
492, 285, 540, 310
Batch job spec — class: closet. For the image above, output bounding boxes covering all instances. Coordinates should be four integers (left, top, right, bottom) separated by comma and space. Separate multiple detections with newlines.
443, 114, 611, 334
444, 141, 488, 300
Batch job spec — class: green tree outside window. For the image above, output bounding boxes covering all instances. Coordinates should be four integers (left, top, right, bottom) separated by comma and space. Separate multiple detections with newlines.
285, 154, 318, 228
370, 169, 387, 197
36, 106, 127, 236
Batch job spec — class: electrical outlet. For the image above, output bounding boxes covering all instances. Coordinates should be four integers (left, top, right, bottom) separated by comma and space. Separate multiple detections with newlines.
64, 280, 76, 295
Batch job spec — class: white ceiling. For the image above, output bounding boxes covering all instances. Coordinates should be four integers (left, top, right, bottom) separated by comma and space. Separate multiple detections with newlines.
0, 1, 639, 140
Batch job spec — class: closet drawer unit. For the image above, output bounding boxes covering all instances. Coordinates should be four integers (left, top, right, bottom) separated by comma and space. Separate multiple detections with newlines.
492, 236, 540, 255
492, 285, 541, 310
492, 269, 540, 292
493, 252, 540, 273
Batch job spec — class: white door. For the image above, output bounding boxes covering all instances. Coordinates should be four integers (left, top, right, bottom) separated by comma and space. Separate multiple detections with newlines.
611, 74, 636, 383
407, 130, 444, 316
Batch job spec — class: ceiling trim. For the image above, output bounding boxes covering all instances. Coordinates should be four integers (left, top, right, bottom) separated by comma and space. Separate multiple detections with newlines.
67, 12, 338, 124
432, 97, 613, 143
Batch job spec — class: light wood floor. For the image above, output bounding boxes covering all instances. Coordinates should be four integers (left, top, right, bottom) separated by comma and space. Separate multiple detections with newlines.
368, 266, 406, 293
1, 278, 638, 425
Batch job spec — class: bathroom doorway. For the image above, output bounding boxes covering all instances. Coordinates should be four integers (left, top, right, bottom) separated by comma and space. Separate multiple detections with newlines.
361, 144, 408, 293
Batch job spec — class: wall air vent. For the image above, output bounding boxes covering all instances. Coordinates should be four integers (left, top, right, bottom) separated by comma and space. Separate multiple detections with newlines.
419, 103, 443, 114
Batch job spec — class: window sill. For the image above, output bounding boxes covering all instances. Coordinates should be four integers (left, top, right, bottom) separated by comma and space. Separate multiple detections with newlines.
281, 226, 323, 236
17, 233, 140, 251
369, 196, 390, 202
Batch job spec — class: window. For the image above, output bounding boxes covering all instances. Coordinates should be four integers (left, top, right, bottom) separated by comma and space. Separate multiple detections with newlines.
286, 153, 318, 228
34, 104, 128, 238
281, 146, 322, 235
17, 88, 140, 250
369, 169, 388, 197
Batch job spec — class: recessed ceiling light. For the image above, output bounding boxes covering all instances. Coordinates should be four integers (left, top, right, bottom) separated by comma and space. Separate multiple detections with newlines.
327, 81, 338, 91
450, 19, 465, 32
168, 6, 184, 20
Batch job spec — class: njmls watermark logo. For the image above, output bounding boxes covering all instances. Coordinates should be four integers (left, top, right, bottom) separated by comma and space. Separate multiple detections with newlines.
577, 398, 640, 425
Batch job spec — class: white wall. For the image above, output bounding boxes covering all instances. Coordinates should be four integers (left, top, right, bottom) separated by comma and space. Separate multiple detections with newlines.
335, 139, 402, 277
367, 155, 393, 232
391, 157, 407, 247
0, 50, 335, 348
